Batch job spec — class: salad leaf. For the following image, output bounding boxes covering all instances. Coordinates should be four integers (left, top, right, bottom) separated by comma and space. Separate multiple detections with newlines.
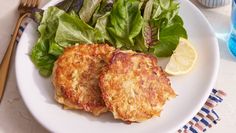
31, 8, 44, 24
55, 0, 74, 12
31, 0, 84, 24
95, 12, 114, 44
149, 23, 187, 56
79, 0, 102, 23
107, 0, 143, 49
142, 19, 159, 47
68, 0, 84, 13
55, 0, 84, 13
55, 11, 104, 46
31, 39, 57, 77
31, 7, 105, 77
31, 7, 65, 76
142, 0, 187, 57
133, 32, 148, 52
143, 0, 153, 20
91, 0, 114, 25
39, 7, 65, 40
30, 0, 188, 76
159, 0, 170, 9
48, 40, 64, 56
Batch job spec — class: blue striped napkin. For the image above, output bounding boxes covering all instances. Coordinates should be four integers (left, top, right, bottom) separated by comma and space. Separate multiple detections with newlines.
16, 19, 226, 133
178, 89, 226, 133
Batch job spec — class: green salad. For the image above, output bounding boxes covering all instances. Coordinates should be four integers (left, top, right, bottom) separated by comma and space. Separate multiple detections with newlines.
31, 0, 187, 77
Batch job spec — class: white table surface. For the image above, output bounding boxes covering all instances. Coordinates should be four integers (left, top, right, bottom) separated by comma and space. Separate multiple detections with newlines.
0, 0, 235, 132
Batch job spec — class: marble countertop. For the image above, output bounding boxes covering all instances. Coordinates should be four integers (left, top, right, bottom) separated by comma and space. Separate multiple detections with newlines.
0, 0, 235, 132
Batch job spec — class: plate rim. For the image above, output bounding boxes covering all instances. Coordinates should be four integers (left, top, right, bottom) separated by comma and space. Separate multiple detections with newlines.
169, 0, 220, 132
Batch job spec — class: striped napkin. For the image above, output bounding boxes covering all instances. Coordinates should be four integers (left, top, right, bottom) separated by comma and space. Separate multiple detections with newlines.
17, 19, 226, 133
178, 89, 226, 133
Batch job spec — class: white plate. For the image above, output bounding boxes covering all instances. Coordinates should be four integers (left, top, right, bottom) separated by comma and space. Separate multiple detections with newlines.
15, 0, 219, 133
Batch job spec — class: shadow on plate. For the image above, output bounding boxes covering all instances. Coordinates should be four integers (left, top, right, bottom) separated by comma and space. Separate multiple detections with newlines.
71, 109, 124, 123
32, 69, 55, 104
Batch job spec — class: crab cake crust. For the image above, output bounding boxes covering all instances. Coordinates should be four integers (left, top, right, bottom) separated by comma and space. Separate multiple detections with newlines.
52, 44, 115, 116
99, 51, 176, 122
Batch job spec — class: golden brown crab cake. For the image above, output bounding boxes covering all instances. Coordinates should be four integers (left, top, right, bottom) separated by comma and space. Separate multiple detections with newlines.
99, 51, 176, 122
52, 44, 115, 116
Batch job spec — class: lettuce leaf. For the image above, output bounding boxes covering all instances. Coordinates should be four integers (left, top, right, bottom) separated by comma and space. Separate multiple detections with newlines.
30, 0, 188, 76
133, 32, 148, 52
55, 11, 104, 46
95, 12, 114, 44
67, 0, 84, 13
31, 39, 58, 76
107, 0, 143, 49
31, 7, 65, 77
149, 22, 187, 56
79, 0, 102, 23
142, 0, 187, 57
31, 7, 105, 77
55, 0, 75, 12
91, 0, 114, 26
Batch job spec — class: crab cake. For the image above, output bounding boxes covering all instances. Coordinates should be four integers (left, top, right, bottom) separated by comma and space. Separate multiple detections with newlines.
99, 51, 176, 122
52, 44, 115, 116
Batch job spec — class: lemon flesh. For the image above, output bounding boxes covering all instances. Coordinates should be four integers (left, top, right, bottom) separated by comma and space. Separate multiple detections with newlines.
165, 38, 198, 75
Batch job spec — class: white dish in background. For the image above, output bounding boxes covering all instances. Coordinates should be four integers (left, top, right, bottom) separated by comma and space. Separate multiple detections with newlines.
197, 0, 230, 8
15, 0, 219, 133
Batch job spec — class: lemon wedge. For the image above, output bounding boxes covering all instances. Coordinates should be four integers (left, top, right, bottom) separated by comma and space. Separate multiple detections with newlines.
165, 38, 198, 75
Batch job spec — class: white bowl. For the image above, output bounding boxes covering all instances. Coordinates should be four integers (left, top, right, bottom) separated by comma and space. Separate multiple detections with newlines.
197, 0, 230, 8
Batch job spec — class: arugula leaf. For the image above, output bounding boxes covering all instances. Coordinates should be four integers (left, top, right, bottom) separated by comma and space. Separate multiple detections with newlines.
107, 0, 143, 49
